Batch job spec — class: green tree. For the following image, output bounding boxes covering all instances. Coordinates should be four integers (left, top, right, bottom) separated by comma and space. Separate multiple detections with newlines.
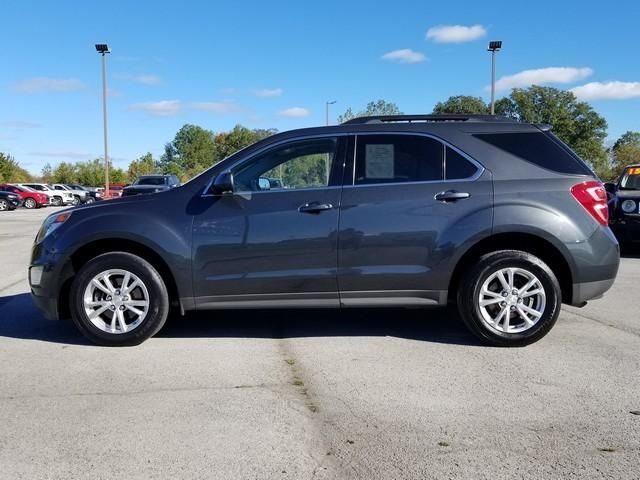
494, 86, 608, 176
52, 162, 78, 183
609, 131, 640, 180
337, 99, 402, 123
76, 158, 106, 186
433, 95, 489, 114
128, 152, 157, 181
41, 163, 53, 183
214, 125, 276, 161
110, 168, 128, 184
160, 124, 217, 181
0, 152, 32, 182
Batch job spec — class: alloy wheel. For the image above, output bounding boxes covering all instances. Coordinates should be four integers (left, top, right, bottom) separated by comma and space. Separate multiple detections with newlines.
83, 269, 150, 334
477, 267, 546, 334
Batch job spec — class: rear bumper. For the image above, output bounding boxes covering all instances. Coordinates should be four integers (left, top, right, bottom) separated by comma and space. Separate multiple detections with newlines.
565, 226, 619, 306
571, 278, 616, 306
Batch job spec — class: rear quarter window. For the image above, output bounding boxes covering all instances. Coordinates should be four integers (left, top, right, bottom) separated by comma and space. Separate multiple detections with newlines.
473, 132, 593, 176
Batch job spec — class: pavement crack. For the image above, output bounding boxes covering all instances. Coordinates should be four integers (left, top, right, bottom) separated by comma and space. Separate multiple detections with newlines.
0, 383, 279, 401
563, 307, 640, 338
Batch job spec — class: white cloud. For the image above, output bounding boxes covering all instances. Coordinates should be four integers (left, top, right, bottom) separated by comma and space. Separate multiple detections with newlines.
426, 24, 486, 43
0, 120, 42, 129
116, 73, 161, 85
107, 88, 124, 98
135, 74, 162, 85
492, 67, 593, 91
129, 100, 182, 116
190, 101, 243, 113
381, 49, 427, 64
278, 107, 310, 118
12, 77, 85, 93
571, 81, 640, 100
253, 88, 284, 97
28, 150, 93, 160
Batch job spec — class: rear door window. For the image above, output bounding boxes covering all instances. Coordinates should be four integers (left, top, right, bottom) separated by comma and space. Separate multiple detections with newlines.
445, 147, 478, 180
354, 134, 444, 185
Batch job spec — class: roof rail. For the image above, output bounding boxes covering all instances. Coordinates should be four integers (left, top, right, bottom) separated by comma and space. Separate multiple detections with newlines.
342, 114, 515, 125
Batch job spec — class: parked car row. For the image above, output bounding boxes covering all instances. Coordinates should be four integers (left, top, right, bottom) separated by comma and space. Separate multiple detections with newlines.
0, 175, 183, 213
0, 182, 106, 211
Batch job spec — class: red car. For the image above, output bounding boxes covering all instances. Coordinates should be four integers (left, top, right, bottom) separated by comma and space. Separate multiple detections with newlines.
0, 184, 49, 209
103, 183, 126, 199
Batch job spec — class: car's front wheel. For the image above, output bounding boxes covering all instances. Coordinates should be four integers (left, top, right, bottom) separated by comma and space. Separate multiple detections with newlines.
69, 252, 170, 346
457, 250, 561, 347
84, 197, 95, 204
0, 199, 9, 211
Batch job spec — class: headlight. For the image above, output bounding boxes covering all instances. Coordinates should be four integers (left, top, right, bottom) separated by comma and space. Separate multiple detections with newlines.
621, 199, 637, 213
36, 211, 72, 242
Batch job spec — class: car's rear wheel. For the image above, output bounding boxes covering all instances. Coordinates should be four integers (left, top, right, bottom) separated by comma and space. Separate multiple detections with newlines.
0, 199, 8, 211
69, 252, 169, 346
71, 195, 80, 206
24, 197, 37, 209
51, 196, 62, 206
457, 250, 561, 347
85, 197, 95, 204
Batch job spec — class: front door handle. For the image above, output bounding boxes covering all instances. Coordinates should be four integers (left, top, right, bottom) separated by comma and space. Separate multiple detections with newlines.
434, 190, 471, 202
298, 202, 333, 214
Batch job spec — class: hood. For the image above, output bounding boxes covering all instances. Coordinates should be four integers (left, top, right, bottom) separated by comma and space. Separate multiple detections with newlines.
71, 191, 152, 213
124, 184, 169, 191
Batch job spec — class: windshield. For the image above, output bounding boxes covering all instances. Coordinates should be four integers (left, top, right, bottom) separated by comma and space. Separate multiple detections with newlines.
29, 184, 49, 191
620, 167, 640, 190
66, 184, 85, 191
134, 177, 166, 186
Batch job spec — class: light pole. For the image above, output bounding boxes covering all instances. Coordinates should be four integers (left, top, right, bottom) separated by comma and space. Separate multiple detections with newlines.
95, 43, 110, 196
325, 100, 336, 126
487, 41, 502, 115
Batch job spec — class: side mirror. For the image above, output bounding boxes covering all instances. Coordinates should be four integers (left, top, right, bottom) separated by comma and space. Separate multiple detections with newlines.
603, 182, 616, 194
210, 171, 234, 195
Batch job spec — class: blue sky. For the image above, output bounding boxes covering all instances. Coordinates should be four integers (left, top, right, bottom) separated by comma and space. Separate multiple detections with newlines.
2, 0, 640, 175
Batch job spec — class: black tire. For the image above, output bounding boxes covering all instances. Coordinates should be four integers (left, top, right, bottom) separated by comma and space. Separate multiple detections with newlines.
51, 196, 62, 206
69, 252, 170, 346
24, 197, 37, 209
72, 195, 80, 206
0, 199, 8, 211
457, 250, 561, 347
85, 197, 95, 204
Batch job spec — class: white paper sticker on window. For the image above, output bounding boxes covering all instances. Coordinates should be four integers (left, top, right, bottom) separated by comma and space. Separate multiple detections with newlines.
365, 144, 394, 178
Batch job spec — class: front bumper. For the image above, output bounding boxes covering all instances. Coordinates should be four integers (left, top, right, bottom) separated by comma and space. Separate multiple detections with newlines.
610, 219, 640, 244
29, 242, 74, 320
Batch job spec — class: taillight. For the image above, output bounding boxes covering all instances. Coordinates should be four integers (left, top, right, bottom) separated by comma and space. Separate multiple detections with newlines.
570, 181, 608, 226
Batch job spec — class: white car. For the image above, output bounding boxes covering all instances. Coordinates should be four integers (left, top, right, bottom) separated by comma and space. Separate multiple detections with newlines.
18, 183, 74, 206
50, 184, 88, 206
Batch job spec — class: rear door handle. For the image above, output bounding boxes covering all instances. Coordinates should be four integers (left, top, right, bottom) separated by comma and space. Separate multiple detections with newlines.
298, 202, 333, 214
434, 190, 471, 202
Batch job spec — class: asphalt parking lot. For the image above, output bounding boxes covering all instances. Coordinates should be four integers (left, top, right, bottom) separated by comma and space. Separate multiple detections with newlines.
0, 207, 638, 479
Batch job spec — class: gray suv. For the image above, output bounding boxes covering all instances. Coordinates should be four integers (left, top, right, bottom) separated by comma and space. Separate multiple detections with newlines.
29, 115, 619, 346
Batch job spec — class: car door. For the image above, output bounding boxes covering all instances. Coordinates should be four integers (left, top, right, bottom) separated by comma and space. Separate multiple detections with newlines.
337, 133, 493, 306
192, 135, 346, 309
